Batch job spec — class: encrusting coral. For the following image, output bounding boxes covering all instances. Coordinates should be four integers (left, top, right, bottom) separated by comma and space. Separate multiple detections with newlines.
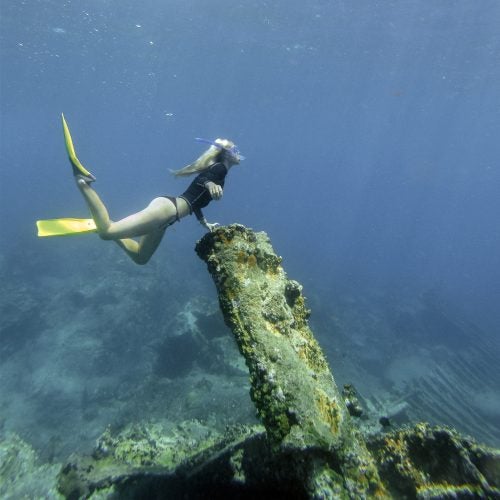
195, 225, 386, 497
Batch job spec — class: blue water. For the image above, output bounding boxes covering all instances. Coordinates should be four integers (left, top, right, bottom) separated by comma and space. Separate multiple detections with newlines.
1, 0, 500, 470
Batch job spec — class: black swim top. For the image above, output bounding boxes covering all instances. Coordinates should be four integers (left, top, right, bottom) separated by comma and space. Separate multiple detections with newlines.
180, 162, 228, 221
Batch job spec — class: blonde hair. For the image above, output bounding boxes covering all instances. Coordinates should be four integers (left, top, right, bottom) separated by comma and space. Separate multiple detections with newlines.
171, 138, 235, 177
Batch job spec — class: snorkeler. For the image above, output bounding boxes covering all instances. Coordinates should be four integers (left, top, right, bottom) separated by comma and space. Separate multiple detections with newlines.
36, 114, 244, 265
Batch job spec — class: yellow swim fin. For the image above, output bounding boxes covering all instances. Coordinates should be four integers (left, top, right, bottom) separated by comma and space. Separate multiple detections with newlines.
36, 218, 97, 237
61, 113, 96, 181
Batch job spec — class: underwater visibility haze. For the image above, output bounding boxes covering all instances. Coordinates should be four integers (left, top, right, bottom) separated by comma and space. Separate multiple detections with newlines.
1, 0, 500, 496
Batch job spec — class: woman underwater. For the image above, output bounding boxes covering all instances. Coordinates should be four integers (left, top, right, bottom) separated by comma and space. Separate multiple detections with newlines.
61, 114, 244, 265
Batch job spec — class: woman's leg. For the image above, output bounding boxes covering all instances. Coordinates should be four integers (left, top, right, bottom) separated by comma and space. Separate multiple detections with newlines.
76, 178, 176, 264
75, 178, 113, 233
115, 230, 166, 265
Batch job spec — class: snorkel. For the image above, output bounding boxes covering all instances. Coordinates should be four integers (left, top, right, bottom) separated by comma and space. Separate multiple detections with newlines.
195, 137, 245, 162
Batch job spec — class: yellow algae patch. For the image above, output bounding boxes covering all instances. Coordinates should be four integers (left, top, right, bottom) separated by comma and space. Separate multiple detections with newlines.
236, 251, 259, 268
219, 232, 233, 245
264, 320, 285, 336
296, 339, 329, 373
248, 254, 258, 267
236, 251, 247, 264
381, 435, 427, 485
315, 389, 340, 435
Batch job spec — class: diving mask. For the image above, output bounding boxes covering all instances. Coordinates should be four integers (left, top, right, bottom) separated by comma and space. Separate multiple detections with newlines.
195, 137, 245, 162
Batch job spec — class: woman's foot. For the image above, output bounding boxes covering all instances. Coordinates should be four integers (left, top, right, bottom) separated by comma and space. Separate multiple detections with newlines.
62, 113, 97, 182
73, 171, 96, 185
75, 173, 95, 186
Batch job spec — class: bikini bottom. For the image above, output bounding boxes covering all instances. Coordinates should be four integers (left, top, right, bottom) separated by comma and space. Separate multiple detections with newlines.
159, 196, 180, 230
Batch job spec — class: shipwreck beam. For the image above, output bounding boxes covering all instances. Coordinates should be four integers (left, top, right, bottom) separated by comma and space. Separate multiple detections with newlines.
195, 224, 384, 496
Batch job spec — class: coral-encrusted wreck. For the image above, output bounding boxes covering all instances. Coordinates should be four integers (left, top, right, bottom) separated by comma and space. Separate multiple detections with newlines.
195, 224, 383, 496
57, 225, 499, 498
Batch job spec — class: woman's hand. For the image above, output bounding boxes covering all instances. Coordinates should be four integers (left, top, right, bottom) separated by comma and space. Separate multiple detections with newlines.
200, 217, 220, 232
205, 222, 220, 232
205, 181, 223, 200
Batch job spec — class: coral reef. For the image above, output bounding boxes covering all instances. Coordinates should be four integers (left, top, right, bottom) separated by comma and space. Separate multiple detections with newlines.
0, 244, 255, 462
26, 225, 500, 497
0, 433, 62, 499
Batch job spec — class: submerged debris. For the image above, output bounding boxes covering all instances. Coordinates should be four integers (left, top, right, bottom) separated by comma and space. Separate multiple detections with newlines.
342, 383, 364, 418
367, 422, 500, 498
379, 416, 392, 428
